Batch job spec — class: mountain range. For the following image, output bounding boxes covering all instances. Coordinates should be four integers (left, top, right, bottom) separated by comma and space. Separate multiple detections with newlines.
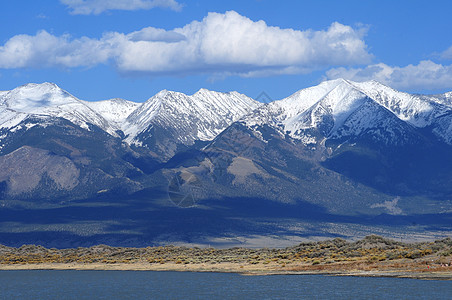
0, 79, 451, 248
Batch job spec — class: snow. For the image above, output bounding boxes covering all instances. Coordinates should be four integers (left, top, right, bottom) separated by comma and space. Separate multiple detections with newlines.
83, 98, 140, 129
0, 83, 144, 137
242, 78, 452, 146
349, 80, 452, 143
283, 81, 369, 134
243, 79, 372, 141
0, 108, 28, 130
2, 79, 452, 149
350, 80, 443, 127
274, 78, 347, 118
121, 91, 164, 142
0, 82, 262, 148
0, 83, 119, 135
431, 91, 452, 107
123, 88, 261, 146
2, 83, 75, 112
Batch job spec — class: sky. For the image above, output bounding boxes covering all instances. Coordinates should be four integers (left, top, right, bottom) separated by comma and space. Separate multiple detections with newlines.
1, 0, 452, 102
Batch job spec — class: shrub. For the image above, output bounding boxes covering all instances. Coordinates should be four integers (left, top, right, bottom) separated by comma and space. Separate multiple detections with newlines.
405, 250, 422, 259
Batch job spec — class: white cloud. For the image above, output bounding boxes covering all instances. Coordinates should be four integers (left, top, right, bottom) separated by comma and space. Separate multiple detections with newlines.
326, 60, 452, 90
60, 0, 182, 15
440, 45, 452, 60
0, 11, 371, 78
0, 30, 114, 68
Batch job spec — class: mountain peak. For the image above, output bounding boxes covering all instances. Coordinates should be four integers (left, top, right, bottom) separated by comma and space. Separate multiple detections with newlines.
243, 78, 452, 146
265, 78, 359, 121
321, 78, 392, 91
319, 78, 354, 87
324, 77, 350, 84
13, 82, 65, 96
0, 82, 123, 136
122, 86, 261, 156
22, 81, 59, 88
194, 88, 211, 95
154, 89, 185, 99
83, 98, 140, 129
3, 82, 78, 111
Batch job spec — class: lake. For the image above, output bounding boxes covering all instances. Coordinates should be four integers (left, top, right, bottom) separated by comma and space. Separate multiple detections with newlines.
1, 270, 451, 299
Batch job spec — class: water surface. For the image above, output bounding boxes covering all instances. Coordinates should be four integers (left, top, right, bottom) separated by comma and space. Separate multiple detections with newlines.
1, 270, 451, 299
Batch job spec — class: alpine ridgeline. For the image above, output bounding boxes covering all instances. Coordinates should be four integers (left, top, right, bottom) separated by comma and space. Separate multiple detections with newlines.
0, 79, 451, 248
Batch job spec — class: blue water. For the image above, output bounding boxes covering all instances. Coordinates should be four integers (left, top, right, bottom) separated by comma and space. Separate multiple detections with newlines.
0, 270, 451, 299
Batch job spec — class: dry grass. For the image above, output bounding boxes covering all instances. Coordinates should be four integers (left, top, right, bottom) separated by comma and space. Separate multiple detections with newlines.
0, 235, 451, 278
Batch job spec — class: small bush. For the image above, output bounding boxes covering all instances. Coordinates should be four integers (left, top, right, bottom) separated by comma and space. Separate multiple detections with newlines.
405, 250, 422, 259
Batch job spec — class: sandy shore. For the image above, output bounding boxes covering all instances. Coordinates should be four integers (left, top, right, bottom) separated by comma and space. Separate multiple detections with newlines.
1, 262, 451, 280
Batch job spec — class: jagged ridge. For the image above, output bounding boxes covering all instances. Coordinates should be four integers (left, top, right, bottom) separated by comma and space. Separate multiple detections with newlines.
242, 79, 452, 146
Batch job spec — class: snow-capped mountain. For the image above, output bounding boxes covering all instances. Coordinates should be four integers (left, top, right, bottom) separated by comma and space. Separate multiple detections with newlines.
2, 79, 452, 153
350, 81, 452, 144
124, 89, 260, 143
243, 79, 452, 146
0, 82, 264, 200
0, 83, 260, 155
122, 88, 260, 158
443, 91, 452, 104
1, 80, 452, 248
83, 98, 140, 130
0, 83, 119, 136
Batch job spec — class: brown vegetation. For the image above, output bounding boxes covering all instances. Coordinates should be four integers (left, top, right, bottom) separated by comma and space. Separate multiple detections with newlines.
0, 235, 451, 277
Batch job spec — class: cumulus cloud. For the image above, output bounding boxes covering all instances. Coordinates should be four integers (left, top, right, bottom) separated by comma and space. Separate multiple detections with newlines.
60, 0, 182, 15
326, 60, 452, 90
0, 11, 371, 78
0, 30, 115, 68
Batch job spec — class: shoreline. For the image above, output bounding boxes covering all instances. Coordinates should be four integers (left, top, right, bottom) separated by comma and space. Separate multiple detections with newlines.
1, 235, 451, 280
1, 262, 451, 280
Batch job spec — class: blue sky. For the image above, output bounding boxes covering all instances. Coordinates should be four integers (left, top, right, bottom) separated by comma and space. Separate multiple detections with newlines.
1, 0, 452, 102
